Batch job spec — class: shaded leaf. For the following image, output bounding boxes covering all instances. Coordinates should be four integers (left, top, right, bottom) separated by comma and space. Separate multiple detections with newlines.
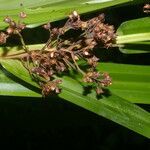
0, 67, 40, 97
118, 42, 150, 54
0, 59, 150, 138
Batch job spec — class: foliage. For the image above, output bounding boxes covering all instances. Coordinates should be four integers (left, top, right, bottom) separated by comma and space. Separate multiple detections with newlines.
0, 0, 150, 138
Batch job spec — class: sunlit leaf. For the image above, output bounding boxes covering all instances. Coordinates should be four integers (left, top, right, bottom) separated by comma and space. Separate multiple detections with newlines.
1, 47, 150, 104
117, 17, 150, 53
99, 63, 150, 104
0, 0, 147, 29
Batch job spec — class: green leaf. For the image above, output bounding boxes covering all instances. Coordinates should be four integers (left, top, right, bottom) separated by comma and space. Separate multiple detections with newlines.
0, 0, 146, 30
1, 57, 150, 104
0, 68, 40, 97
0, 0, 147, 10
117, 17, 150, 36
0, 59, 150, 138
99, 63, 150, 104
117, 17, 150, 53
117, 33, 150, 44
118, 42, 150, 54
0, 44, 44, 58
0, 42, 150, 104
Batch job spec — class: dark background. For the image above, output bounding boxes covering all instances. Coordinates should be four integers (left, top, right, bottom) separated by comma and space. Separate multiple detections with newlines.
0, 2, 150, 149
0, 96, 150, 149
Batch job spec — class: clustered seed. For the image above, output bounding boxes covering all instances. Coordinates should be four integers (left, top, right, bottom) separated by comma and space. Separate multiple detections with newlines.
0, 32, 8, 44
4, 12, 26, 34
1, 11, 115, 96
41, 79, 62, 95
0, 12, 26, 45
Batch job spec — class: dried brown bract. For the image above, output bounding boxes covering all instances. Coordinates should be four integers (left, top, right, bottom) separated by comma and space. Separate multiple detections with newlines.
41, 80, 62, 96
19, 12, 27, 19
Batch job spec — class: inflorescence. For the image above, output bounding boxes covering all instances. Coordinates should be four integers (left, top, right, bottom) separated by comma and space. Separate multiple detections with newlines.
0, 11, 116, 96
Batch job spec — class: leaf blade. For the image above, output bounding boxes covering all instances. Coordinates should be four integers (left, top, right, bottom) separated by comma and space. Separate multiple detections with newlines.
0, 0, 137, 30
117, 17, 150, 53
0, 59, 150, 138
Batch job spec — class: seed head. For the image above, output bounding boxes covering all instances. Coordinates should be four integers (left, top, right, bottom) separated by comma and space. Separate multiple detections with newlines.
73, 11, 78, 18
43, 22, 51, 30
9, 21, 16, 28
87, 56, 99, 67
83, 51, 90, 56
6, 27, 14, 34
96, 87, 104, 95
4, 16, 12, 24
19, 12, 27, 18
18, 23, 26, 30
81, 22, 88, 29
98, 13, 105, 22
69, 11, 79, 20
42, 80, 62, 95
100, 73, 112, 87
21, 12, 114, 96
0, 32, 8, 44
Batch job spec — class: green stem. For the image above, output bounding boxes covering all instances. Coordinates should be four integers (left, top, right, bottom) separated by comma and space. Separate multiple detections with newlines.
17, 31, 29, 52
117, 33, 150, 44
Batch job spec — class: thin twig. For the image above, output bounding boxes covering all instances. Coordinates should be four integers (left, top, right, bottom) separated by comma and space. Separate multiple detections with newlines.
16, 31, 29, 53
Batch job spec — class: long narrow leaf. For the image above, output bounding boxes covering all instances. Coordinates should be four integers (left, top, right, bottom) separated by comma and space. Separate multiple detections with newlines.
0, 0, 147, 29
0, 68, 40, 97
0, 59, 150, 138
118, 42, 150, 54
99, 63, 150, 104
117, 17, 150, 53
0, 52, 150, 104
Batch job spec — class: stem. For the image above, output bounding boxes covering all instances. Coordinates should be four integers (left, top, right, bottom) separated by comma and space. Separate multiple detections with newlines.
63, 58, 76, 70
60, 49, 85, 75
80, 20, 101, 38
117, 33, 150, 44
16, 31, 29, 53
21, 57, 32, 75
0, 52, 27, 59
40, 38, 51, 52
71, 53, 85, 75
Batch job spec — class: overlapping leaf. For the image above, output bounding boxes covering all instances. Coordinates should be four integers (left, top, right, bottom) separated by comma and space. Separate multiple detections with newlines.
0, 0, 148, 29
0, 42, 150, 104
0, 59, 150, 138
0, 0, 150, 138
117, 17, 150, 53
